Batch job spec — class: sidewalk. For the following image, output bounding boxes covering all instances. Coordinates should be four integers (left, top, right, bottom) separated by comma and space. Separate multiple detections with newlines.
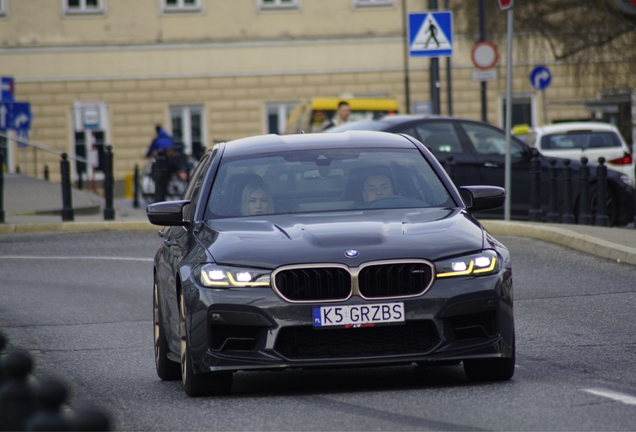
1, 173, 636, 266
0, 173, 152, 232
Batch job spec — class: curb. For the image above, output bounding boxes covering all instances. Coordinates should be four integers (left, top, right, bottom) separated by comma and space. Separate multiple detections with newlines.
481, 220, 636, 266
0, 220, 155, 233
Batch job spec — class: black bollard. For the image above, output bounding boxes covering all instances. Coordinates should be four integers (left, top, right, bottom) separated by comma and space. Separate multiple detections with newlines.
445, 155, 456, 183
25, 376, 71, 431
103, 146, 115, 221
69, 404, 112, 431
0, 145, 5, 223
547, 158, 559, 223
529, 148, 542, 222
133, 164, 140, 209
153, 154, 168, 203
77, 171, 83, 190
44, 166, 49, 182
579, 157, 592, 225
561, 159, 575, 224
0, 351, 36, 431
595, 157, 609, 227
60, 153, 74, 222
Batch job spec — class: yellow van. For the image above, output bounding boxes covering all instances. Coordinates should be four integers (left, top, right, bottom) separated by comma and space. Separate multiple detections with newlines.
285, 96, 399, 134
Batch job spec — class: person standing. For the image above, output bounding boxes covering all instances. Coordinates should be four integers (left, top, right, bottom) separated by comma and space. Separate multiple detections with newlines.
322, 101, 351, 130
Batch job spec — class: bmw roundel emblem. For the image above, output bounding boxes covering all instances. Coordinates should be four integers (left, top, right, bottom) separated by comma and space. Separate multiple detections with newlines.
344, 250, 360, 258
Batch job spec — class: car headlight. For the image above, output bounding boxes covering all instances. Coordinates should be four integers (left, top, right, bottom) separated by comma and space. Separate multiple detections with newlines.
435, 250, 499, 278
195, 264, 271, 288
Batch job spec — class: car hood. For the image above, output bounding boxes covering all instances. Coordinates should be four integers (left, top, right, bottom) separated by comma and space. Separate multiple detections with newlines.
199, 208, 484, 268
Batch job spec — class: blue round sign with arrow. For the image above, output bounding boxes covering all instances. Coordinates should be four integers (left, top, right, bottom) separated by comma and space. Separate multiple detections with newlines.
529, 65, 552, 90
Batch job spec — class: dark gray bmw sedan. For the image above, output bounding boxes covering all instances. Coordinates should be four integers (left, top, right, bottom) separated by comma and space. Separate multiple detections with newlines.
147, 131, 514, 397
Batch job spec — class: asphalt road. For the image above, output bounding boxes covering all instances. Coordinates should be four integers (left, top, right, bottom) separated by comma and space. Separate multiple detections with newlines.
1, 230, 636, 431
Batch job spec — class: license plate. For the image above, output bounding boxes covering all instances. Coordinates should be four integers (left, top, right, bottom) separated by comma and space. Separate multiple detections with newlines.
313, 302, 404, 328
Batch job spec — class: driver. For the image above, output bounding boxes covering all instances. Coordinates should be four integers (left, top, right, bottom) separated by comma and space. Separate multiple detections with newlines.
362, 174, 394, 203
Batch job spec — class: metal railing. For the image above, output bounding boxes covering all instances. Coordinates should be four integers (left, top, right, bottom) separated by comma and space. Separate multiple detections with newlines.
0, 131, 88, 178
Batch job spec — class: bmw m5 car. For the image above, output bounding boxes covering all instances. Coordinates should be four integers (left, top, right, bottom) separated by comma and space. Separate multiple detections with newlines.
147, 131, 514, 397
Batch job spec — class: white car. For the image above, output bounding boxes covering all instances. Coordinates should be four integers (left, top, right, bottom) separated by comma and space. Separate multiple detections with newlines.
526, 122, 635, 187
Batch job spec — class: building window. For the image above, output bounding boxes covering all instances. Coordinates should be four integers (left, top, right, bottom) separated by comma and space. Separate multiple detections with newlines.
265, 102, 298, 135
162, 0, 202, 12
170, 105, 205, 160
352, 0, 395, 8
500, 94, 536, 132
64, 0, 104, 15
258, 0, 300, 11
0, 0, 7, 17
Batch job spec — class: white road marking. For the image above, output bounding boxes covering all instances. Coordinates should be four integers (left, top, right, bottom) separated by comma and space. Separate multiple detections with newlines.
0, 255, 153, 262
582, 388, 636, 406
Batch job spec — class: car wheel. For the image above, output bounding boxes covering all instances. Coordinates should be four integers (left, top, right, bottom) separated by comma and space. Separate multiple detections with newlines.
153, 278, 181, 381
463, 335, 515, 382
589, 185, 618, 227
179, 291, 233, 397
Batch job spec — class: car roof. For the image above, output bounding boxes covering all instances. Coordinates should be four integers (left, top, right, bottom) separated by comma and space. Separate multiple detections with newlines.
221, 130, 418, 157
531, 122, 618, 134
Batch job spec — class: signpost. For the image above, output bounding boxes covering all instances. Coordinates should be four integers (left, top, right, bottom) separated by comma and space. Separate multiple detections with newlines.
0, 102, 32, 131
530, 65, 552, 125
470, 40, 499, 82
407, 11, 453, 58
500, 0, 514, 221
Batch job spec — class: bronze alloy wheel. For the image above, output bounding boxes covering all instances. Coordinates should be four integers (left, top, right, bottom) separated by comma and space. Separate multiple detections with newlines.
179, 290, 233, 397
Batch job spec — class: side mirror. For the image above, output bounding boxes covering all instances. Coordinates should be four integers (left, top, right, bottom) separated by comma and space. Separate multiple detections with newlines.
146, 200, 191, 226
459, 186, 506, 212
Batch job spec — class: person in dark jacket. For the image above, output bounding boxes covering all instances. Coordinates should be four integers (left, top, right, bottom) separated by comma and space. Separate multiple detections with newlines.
146, 125, 175, 157
146, 125, 188, 180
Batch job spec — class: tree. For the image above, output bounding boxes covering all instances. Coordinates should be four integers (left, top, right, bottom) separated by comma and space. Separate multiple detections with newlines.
451, 0, 636, 88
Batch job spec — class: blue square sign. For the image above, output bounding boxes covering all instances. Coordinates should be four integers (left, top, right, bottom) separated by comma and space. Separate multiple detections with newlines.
408, 11, 453, 57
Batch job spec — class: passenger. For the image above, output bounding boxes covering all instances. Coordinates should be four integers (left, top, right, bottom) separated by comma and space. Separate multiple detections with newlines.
362, 174, 394, 203
241, 181, 274, 216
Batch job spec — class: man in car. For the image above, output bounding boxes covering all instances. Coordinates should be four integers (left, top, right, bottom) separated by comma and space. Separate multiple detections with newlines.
362, 174, 394, 203
322, 101, 351, 130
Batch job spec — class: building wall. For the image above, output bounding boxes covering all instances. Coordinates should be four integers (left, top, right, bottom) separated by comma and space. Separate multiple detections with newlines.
0, 0, 624, 183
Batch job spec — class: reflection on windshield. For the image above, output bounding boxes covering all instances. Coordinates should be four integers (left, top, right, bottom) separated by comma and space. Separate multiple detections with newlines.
205, 148, 456, 219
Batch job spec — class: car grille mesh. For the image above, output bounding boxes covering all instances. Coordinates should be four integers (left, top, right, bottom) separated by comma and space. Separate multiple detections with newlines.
274, 267, 351, 302
359, 263, 433, 298
274, 320, 440, 359
273, 261, 434, 302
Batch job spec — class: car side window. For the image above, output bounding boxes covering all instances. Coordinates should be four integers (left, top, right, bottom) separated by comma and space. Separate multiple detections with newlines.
182, 152, 213, 221
461, 122, 524, 157
394, 126, 420, 142
414, 122, 464, 154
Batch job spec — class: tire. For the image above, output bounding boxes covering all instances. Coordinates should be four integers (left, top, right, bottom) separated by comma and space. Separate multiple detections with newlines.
154, 279, 181, 381
463, 336, 515, 382
179, 291, 233, 397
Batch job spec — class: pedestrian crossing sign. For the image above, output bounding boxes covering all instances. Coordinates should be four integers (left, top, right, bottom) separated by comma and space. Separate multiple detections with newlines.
408, 11, 453, 57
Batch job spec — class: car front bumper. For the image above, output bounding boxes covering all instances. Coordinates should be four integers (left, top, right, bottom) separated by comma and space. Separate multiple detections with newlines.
183, 270, 514, 374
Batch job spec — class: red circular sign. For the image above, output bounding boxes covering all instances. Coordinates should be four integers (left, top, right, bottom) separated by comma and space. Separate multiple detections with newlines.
471, 41, 499, 70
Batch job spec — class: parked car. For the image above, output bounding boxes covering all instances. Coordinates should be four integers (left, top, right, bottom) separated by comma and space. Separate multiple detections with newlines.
327, 115, 636, 226
147, 131, 514, 397
525, 122, 635, 187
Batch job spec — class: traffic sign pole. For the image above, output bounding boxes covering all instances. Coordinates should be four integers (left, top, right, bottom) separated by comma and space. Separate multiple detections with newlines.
504, 6, 514, 221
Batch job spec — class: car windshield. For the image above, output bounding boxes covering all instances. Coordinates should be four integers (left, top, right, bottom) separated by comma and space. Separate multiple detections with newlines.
205, 148, 455, 218
540, 131, 622, 150
325, 120, 392, 133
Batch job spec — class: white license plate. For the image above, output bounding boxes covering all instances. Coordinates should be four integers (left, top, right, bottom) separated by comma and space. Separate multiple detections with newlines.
313, 302, 405, 328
